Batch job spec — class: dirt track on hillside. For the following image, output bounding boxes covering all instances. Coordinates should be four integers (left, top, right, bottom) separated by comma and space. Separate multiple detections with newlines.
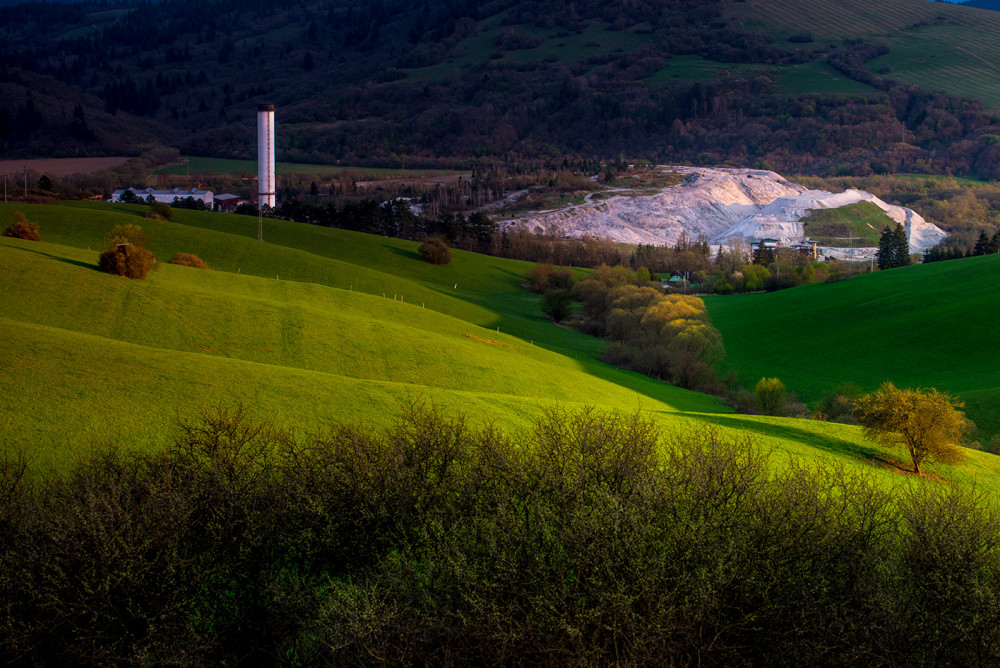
0, 157, 128, 177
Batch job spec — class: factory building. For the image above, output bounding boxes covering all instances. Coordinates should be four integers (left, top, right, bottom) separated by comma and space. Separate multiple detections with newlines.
111, 187, 214, 208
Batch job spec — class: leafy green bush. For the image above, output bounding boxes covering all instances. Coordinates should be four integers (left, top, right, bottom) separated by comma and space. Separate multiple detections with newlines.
540, 288, 572, 322
754, 377, 788, 415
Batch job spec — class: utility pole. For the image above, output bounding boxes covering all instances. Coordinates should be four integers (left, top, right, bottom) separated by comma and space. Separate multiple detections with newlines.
23, 167, 27, 200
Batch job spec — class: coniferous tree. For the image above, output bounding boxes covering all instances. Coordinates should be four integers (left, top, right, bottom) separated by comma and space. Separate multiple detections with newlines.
876, 225, 894, 270
974, 230, 990, 256
892, 223, 911, 267
879, 224, 910, 269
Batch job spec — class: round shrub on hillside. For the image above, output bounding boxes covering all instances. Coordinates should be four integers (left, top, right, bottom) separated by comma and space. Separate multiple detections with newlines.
168, 253, 210, 270
2, 212, 41, 241
145, 201, 174, 221
98, 224, 157, 279
419, 236, 452, 265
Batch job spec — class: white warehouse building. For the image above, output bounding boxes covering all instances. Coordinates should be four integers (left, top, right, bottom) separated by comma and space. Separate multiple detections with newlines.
111, 187, 214, 208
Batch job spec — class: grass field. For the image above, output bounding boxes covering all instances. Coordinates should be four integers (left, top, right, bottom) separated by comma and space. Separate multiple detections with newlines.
705, 254, 1000, 439
800, 201, 897, 246
3, 202, 1000, 489
735, 0, 1000, 108
153, 156, 463, 178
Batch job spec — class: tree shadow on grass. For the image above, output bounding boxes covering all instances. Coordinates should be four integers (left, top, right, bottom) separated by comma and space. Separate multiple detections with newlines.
701, 413, 891, 465
384, 245, 421, 262
5, 243, 97, 271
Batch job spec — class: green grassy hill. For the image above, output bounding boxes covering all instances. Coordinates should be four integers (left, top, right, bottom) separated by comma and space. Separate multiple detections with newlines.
3, 202, 1000, 489
800, 201, 897, 246
705, 255, 1000, 439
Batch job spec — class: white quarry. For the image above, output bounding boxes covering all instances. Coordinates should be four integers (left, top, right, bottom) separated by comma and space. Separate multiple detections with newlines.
504, 166, 947, 255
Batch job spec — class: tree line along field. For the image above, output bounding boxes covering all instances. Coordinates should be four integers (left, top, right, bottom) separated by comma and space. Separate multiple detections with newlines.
3, 201, 999, 490
152, 156, 464, 179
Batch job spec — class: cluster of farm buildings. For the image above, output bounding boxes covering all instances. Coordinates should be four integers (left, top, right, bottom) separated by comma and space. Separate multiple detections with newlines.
109, 187, 246, 212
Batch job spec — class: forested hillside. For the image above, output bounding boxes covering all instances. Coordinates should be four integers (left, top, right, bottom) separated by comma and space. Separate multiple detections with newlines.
3, 0, 1000, 178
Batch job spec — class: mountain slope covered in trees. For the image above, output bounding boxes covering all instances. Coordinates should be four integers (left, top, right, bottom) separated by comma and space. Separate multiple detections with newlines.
3, 0, 1000, 178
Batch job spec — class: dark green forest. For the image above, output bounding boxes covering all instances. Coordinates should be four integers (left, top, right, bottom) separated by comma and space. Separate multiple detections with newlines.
4, 0, 1000, 178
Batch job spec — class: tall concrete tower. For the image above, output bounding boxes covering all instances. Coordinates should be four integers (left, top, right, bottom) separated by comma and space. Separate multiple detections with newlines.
257, 103, 276, 209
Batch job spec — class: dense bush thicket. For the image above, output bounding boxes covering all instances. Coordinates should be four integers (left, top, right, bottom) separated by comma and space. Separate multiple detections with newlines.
1, 211, 40, 241
167, 252, 210, 269
3, 405, 1000, 665
568, 265, 726, 391
144, 200, 174, 221
97, 224, 157, 279
418, 235, 452, 265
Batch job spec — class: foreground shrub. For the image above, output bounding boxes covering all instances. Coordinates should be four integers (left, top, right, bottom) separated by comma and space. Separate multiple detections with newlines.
168, 252, 210, 269
2, 211, 41, 241
98, 224, 157, 279
3, 406, 1000, 665
419, 235, 451, 265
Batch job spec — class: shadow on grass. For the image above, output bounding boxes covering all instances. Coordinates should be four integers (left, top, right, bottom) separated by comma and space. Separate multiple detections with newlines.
385, 245, 421, 262
701, 413, 890, 463
6, 243, 98, 271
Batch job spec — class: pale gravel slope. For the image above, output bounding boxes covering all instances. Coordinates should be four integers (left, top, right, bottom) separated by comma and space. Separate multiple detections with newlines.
504, 166, 947, 253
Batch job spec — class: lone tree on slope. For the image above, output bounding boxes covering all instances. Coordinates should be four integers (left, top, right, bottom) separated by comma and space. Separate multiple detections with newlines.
853, 382, 971, 476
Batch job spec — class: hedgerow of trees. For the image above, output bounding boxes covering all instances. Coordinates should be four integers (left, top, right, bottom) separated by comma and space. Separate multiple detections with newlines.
4, 404, 1000, 664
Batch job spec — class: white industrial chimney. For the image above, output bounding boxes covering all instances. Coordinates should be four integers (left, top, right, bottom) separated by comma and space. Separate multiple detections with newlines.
257, 103, 276, 209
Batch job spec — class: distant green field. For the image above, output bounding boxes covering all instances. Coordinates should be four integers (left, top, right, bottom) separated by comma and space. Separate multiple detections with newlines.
706, 254, 1000, 438
3, 202, 1000, 489
735, 0, 1000, 108
800, 201, 897, 246
154, 156, 462, 178
645, 57, 879, 97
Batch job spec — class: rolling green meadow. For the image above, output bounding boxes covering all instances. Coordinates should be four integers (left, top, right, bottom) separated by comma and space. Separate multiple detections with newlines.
9, 201, 1000, 664
705, 254, 1000, 439
3, 202, 1000, 490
